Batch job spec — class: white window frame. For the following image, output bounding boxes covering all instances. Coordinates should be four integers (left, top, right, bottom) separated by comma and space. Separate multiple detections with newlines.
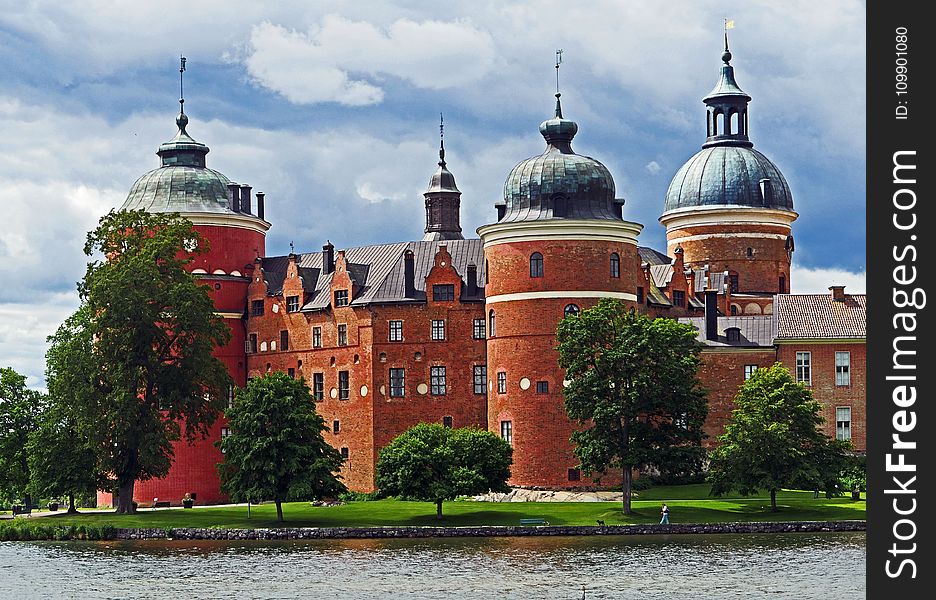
431, 319, 446, 341
835, 351, 851, 386
743, 365, 758, 380
796, 351, 812, 386
836, 406, 852, 441
500, 420, 513, 446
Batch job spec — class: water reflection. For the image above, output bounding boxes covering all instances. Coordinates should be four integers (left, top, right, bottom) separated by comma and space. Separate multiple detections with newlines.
1, 533, 865, 599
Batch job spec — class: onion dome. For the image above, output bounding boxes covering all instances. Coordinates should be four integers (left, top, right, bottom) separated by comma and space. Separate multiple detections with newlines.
662, 41, 794, 215
498, 94, 620, 222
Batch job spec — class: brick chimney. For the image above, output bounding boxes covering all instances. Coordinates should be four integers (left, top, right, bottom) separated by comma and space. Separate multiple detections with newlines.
227, 183, 240, 212
466, 262, 478, 296
704, 289, 719, 341
830, 285, 846, 301
403, 250, 416, 297
256, 192, 265, 220
322, 241, 335, 274
239, 185, 252, 215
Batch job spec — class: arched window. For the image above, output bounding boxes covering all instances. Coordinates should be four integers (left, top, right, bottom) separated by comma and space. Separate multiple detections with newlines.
530, 252, 544, 278
485, 259, 489, 284
489, 309, 496, 337
729, 110, 739, 135
714, 110, 724, 135
730, 304, 740, 316
564, 304, 580, 317
610, 253, 620, 278
552, 193, 567, 217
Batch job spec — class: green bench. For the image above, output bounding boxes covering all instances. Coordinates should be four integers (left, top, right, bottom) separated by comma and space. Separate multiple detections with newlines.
519, 518, 549, 526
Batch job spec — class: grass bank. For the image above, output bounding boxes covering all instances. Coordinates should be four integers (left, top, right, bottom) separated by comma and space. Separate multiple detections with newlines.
9, 485, 864, 531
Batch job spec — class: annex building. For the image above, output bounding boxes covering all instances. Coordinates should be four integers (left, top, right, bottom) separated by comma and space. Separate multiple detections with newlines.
104, 43, 866, 506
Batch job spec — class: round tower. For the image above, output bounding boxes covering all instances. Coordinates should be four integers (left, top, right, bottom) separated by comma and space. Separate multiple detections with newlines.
478, 91, 642, 489
107, 67, 270, 506
660, 39, 797, 312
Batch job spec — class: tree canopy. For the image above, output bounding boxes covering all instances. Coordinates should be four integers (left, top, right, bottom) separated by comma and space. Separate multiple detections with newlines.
218, 372, 346, 522
45, 209, 232, 513
376, 423, 512, 518
707, 363, 852, 511
556, 298, 707, 514
27, 401, 98, 513
0, 367, 44, 508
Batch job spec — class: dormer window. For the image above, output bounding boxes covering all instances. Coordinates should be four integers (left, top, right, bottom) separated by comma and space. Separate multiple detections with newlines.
334, 290, 349, 307
432, 284, 455, 301
725, 327, 741, 342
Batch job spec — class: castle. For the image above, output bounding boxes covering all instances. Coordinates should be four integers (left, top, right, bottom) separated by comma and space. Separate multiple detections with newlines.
103, 43, 866, 505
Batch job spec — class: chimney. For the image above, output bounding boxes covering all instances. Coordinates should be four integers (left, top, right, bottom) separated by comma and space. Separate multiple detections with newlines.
322, 241, 335, 274
227, 183, 240, 212
256, 192, 265, 220
240, 185, 252, 215
830, 285, 846, 302
613, 198, 625, 219
704, 289, 719, 341
403, 250, 416, 297
495, 203, 506, 221
466, 262, 478, 296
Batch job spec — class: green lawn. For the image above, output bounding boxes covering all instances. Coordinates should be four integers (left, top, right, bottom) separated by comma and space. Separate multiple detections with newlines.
31, 484, 865, 529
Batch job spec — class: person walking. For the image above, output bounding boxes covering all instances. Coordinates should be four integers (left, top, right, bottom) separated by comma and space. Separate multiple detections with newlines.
660, 503, 670, 524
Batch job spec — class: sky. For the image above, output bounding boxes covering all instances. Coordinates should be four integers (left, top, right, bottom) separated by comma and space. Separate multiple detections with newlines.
0, 0, 866, 387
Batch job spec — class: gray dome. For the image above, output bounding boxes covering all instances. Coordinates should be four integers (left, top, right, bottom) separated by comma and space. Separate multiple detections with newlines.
499, 96, 620, 223
662, 145, 794, 214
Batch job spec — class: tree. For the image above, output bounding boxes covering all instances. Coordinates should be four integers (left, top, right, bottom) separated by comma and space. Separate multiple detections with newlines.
376, 423, 512, 519
707, 363, 852, 511
27, 401, 98, 513
45, 209, 232, 514
218, 372, 346, 522
0, 368, 44, 509
556, 298, 708, 514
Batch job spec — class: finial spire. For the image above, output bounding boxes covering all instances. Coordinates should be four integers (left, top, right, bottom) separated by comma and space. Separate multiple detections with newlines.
179, 55, 187, 114
554, 49, 564, 118
289, 240, 295, 254
439, 112, 446, 168
722, 19, 734, 63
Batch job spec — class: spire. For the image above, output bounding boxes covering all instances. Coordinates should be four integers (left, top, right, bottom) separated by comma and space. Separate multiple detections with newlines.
424, 114, 463, 241
157, 54, 210, 167
554, 49, 564, 118
539, 49, 577, 150
702, 28, 752, 149
438, 112, 446, 168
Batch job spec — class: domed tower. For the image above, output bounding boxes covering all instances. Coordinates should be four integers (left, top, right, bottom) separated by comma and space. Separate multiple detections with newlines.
660, 39, 797, 312
112, 63, 270, 506
423, 115, 464, 241
478, 85, 643, 489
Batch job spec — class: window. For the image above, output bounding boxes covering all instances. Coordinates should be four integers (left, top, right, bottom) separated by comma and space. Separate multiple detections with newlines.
389, 368, 405, 397
744, 365, 758, 380
430, 366, 447, 395
796, 351, 812, 386
530, 252, 544, 278
473, 365, 487, 394
610, 253, 620, 278
473, 318, 486, 340
287, 368, 295, 379
746, 247, 753, 257
389, 320, 403, 342
564, 304, 580, 317
726, 327, 741, 342
432, 284, 455, 301
286, 295, 300, 312
431, 319, 446, 341
312, 373, 324, 401
835, 352, 851, 386
568, 468, 581, 482
338, 371, 350, 400
536, 381, 549, 394
442, 416, 453, 428
779, 275, 786, 294
250, 299, 264, 316
730, 304, 739, 316
334, 290, 349, 307
227, 386, 236, 409
500, 420, 513, 446
637, 287, 644, 304
220, 427, 232, 453
280, 330, 289, 352
333, 420, 340, 434
337, 324, 348, 346
248, 333, 258, 353
836, 407, 852, 441
497, 372, 506, 394
729, 274, 739, 294
673, 290, 685, 308
489, 310, 496, 337
312, 327, 322, 348
340, 447, 349, 459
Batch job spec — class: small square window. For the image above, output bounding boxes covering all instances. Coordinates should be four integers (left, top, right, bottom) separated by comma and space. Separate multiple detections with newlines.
536, 381, 549, 394
673, 291, 685, 308
431, 320, 446, 341
743, 365, 758, 380
389, 320, 403, 342
286, 295, 300, 312
340, 447, 349, 459
442, 416, 453, 428
250, 299, 264, 316
568, 468, 581, 482
432, 284, 455, 301
334, 290, 349, 307
287, 368, 295, 379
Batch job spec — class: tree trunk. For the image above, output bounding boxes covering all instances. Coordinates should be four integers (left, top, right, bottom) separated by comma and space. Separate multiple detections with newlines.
622, 465, 632, 515
68, 493, 77, 514
24, 492, 33, 512
275, 500, 284, 522
436, 499, 443, 519
770, 489, 778, 512
115, 478, 136, 514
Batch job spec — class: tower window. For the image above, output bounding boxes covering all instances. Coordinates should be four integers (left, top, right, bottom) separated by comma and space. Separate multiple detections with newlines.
536, 381, 549, 394
637, 287, 644, 304
497, 371, 506, 394
250, 300, 264, 316
500, 420, 513, 446
779, 275, 786, 294
432, 284, 455, 301
334, 290, 349, 307
473, 318, 486, 340
286, 295, 300, 312
746, 247, 753, 257
610, 253, 620, 278
489, 309, 496, 337
530, 252, 544, 278
340, 447, 349, 459
564, 304, 580, 317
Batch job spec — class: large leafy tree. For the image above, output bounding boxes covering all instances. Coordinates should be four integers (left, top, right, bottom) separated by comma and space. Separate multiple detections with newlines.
218, 372, 346, 522
708, 363, 852, 511
0, 368, 44, 508
46, 210, 232, 514
27, 400, 98, 513
556, 298, 707, 514
376, 423, 512, 519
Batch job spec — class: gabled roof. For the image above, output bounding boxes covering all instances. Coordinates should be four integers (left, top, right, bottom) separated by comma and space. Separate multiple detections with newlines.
679, 315, 775, 348
649, 263, 674, 288
774, 294, 866, 339
638, 246, 671, 266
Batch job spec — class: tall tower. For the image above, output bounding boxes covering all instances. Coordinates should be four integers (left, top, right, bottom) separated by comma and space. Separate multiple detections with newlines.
478, 81, 642, 488
423, 115, 464, 241
660, 39, 797, 313
111, 60, 270, 505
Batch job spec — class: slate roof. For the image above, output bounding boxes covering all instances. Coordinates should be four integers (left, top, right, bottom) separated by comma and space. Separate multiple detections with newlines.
638, 246, 671, 266
679, 315, 775, 348
259, 239, 485, 310
649, 264, 674, 288
774, 294, 867, 339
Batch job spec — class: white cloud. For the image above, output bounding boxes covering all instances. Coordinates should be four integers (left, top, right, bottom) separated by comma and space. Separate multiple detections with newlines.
645, 161, 661, 175
791, 265, 866, 294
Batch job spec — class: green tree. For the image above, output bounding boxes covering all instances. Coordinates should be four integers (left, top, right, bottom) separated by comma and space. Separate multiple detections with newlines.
556, 299, 707, 514
0, 368, 44, 509
707, 363, 852, 511
27, 401, 98, 513
45, 210, 232, 514
376, 423, 512, 519
218, 372, 346, 522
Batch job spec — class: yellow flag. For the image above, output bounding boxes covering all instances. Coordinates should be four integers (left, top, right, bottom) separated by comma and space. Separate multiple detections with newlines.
725, 19, 735, 29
